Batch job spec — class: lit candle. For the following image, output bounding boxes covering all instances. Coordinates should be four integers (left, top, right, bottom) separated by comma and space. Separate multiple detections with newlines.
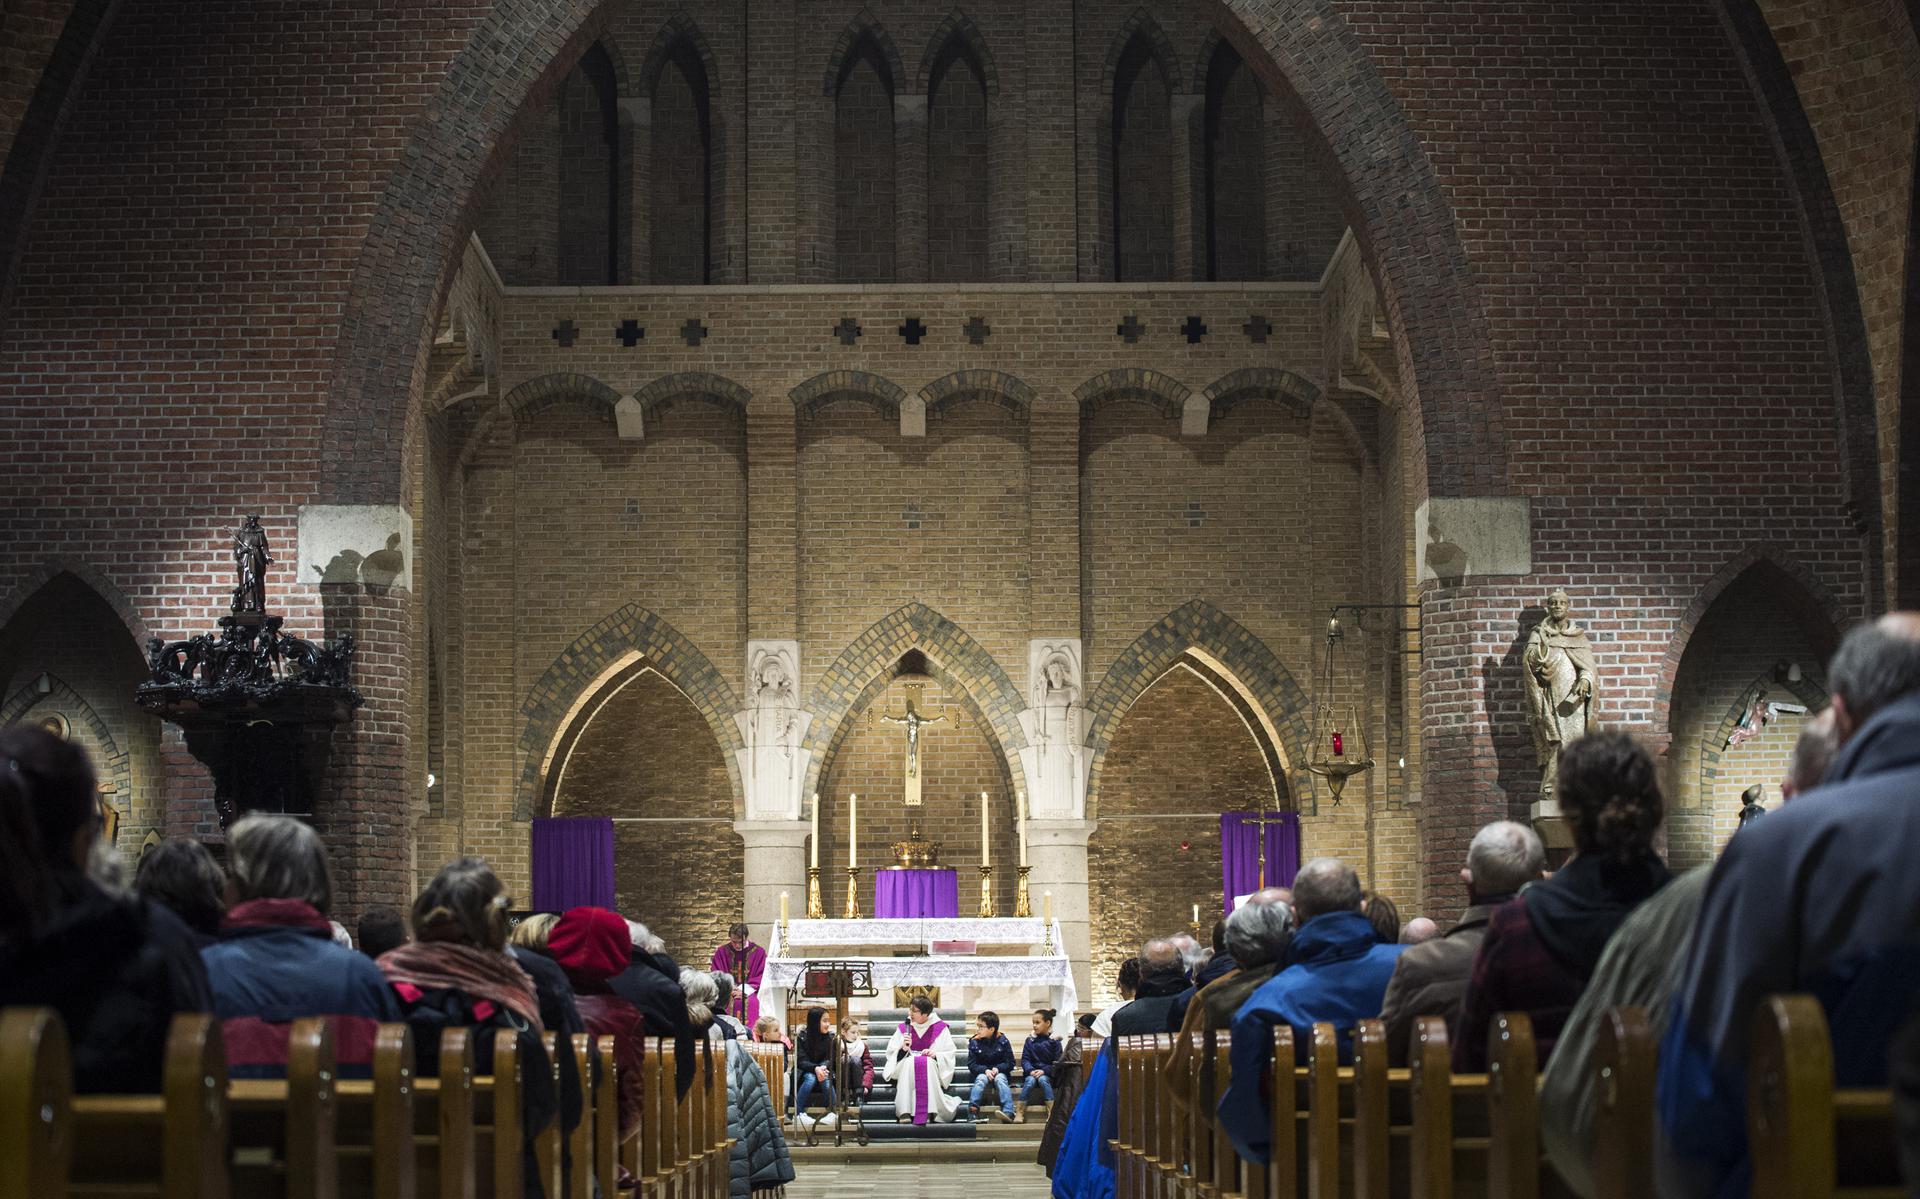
1017, 789, 1028, 868
809, 792, 819, 868
1192, 903, 1200, 924
781, 891, 790, 924
981, 791, 991, 869
848, 793, 858, 866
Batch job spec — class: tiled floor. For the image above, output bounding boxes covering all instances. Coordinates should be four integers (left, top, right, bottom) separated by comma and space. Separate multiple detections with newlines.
784, 1159, 1056, 1197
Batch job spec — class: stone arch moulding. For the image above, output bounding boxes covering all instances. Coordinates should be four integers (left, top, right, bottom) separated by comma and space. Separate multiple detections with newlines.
822, 10, 908, 96
515, 604, 743, 820
1081, 599, 1311, 815
915, 10, 1000, 96
0, 558, 152, 648
503, 371, 624, 429
918, 369, 1034, 420
0, 672, 132, 808
790, 369, 908, 422
637, 13, 718, 100
1074, 367, 1191, 420
799, 602, 1028, 802
1652, 544, 1852, 733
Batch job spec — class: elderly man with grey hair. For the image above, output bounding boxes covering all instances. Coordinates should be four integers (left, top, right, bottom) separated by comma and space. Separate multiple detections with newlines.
1162, 889, 1295, 1110
1110, 936, 1192, 1036
1378, 820, 1545, 1066
1219, 858, 1407, 1163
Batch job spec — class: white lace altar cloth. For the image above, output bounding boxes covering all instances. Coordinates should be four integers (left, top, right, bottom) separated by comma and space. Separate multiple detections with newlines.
761, 917, 1077, 1017
771, 917, 1049, 950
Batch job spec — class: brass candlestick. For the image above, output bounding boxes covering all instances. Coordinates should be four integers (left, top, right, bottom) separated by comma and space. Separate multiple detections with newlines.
843, 867, 863, 919
806, 866, 825, 920
978, 865, 996, 918
1014, 865, 1032, 917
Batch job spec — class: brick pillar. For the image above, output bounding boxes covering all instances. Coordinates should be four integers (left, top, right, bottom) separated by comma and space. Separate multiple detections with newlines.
315, 581, 418, 922
1020, 0, 1075, 281
1028, 401, 1080, 631
1170, 92, 1203, 280
746, 399, 798, 639
746, 0, 798, 282
622, 97, 651, 284
1028, 818, 1095, 1007
894, 93, 929, 283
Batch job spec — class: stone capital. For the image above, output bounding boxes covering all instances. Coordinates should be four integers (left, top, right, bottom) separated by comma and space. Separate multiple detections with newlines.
732, 819, 812, 850
1024, 817, 1096, 848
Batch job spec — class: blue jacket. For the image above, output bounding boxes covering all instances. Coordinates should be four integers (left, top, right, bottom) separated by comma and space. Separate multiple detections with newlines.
969, 1031, 1016, 1076
1219, 910, 1405, 1162
1657, 690, 1920, 1199
1023, 1033, 1063, 1074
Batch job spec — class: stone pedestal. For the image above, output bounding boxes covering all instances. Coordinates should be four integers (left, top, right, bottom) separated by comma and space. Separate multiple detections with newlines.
735, 819, 811, 941
1027, 817, 1096, 1007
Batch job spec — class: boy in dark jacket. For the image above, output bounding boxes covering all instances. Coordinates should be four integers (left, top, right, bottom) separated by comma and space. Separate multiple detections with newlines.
967, 1010, 1017, 1122
1019, 1007, 1062, 1119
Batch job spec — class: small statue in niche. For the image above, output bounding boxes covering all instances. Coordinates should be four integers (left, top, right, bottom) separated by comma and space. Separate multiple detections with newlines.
231, 514, 273, 614
1737, 783, 1766, 829
1524, 589, 1599, 801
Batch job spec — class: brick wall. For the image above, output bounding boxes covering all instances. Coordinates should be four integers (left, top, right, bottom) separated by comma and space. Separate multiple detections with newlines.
649, 42, 711, 285
1112, 38, 1174, 282
1204, 44, 1266, 281
834, 38, 897, 283
926, 47, 990, 282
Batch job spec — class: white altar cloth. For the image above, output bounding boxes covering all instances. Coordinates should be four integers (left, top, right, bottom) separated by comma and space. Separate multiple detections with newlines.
762, 917, 1078, 1019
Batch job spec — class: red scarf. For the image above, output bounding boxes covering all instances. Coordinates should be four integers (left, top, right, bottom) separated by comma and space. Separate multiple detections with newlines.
223, 897, 333, 932
378, 941, 544, 1034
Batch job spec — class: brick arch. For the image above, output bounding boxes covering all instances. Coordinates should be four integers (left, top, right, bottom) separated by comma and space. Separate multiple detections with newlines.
1202, 366, 1319, 419
916, 10, 1000, 96
0, 672, 131, 809
514, 604, 742, 820
1653, 545, 1851, 732
632, 370, 750, 419
918, 369, 1034, 420
790, 369, 907, 422
1102, 9, 1181, 94
822, 10, 906, 96
1082, 600, 1312, 813
1074, 367, 1190, 419
585, 33, 632, 97
503, 371, 623, 429
637, 13, 718, 101
800, 603, 1027, 800
0, 559, 151, 648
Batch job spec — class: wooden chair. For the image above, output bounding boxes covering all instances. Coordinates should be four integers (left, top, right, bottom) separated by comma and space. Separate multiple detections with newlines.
1408, 1016, 1490, 1199
1748, 994, 1900, 1199
68, 1011, 229, 1199
1485, 1013, 1538, 1199
1591, 1006, 1653, 1199
332, 1023, 417, 1199
0, 1007, 73, 1199
226, 1016, 339, 1199
591, 1035, 619, 1199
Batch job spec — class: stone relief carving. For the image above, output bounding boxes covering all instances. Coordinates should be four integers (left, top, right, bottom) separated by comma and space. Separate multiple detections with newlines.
735, 640, 812, 820
1019, 639, 1088, 819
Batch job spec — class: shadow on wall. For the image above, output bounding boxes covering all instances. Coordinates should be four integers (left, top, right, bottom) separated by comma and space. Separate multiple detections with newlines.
312, 534, 406, 586
1485, 604, 1547, 811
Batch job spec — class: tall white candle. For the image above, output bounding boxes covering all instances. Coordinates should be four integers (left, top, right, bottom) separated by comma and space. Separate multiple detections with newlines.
848, 793, 858, 866
781, 891, 790, 924
809, 792, 819, 868
1043, 890, 1053, 924
981, 790, 991, 869
1017, 789, 1028, 868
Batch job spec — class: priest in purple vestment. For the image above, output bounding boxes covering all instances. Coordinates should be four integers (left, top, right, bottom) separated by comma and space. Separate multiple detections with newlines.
881, 995, 959, 1124
709, 922, 767, 1028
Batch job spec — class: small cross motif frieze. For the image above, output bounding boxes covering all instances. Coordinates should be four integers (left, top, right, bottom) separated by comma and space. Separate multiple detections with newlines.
1116, 314, 1145, 343
616, 319, 645, 348
833, 317, 863, 346
963, 316, 991, 345
1181, 316, 1208, 345
1243, 314, 1273, 344
680, 318, 709, 347
898, 317, 927, 346
551, 319, 578, 348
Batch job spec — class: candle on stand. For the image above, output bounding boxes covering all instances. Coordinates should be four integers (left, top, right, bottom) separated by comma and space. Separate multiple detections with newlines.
848, 793, 858, 866
1192, 903, 1200, 924
1017, 789, 1028, 867
980, 791, 991, 868
809, 792, 819, 868
781, 891, 790, 924
1043, 890, 1053, 923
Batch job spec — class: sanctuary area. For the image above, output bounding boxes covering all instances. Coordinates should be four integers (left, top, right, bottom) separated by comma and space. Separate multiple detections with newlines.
0, 0, 1916, 1196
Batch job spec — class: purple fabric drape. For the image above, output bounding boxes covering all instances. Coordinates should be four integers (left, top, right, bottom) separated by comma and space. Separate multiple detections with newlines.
874, 869, 960, 918
1220, 811, 1301, 916
531, 817, 615, 912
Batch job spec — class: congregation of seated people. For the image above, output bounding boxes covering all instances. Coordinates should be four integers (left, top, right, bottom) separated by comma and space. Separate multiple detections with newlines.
0, 719, 796, 1197
1043, 611, 1920, 1198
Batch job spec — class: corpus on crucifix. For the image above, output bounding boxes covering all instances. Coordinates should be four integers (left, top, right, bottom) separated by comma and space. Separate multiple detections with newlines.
1242, 808, 1290, 891
880, 684, 946, 808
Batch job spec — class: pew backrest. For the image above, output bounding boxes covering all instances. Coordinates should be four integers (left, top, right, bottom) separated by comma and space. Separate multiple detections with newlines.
1486, 1011, 1538, 1199
0, 1007, 73, 1199
1592, 1005, 1652, 1199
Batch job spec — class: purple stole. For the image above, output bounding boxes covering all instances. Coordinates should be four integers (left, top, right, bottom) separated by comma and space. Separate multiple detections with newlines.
899, 1019, 949, 1125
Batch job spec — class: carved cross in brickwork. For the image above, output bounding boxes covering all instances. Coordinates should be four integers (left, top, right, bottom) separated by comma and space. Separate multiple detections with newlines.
1116, 314, 1145, 344
1181, 315, 1208, 345
680, 318, 708, 347
963, 316, 991, 345
616, 319, 645, 347
1242, 314, 1273, 344
898, 317, 927, 346
833, 317, 862, 346
552, 319, 578, 348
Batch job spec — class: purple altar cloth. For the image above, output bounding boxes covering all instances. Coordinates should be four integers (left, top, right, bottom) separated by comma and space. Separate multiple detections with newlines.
874, 869, 960, 918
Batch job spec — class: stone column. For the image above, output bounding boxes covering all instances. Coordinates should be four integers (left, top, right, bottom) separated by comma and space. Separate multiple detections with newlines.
734, 819, 812, 939
1027, 817, 1096, 1010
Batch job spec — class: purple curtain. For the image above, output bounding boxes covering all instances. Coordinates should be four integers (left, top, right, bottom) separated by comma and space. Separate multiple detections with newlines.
531, 817, 615, 912
874, 869, 961, 918
1220, 811, 1300, 917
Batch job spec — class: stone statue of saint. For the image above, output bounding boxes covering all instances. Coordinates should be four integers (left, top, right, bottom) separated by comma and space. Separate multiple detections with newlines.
881, 694, 946, 780
1524, 588, 1598, 799
231, 514, 273, 614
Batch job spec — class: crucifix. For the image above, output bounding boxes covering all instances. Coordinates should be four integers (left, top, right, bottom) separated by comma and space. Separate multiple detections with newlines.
1242, 809, 1290, 891
880, 684, 946, 808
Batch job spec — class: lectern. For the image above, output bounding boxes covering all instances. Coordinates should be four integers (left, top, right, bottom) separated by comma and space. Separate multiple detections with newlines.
798, 959, 877, 1147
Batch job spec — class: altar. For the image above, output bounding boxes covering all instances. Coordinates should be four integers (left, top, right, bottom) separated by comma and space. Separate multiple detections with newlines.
874, 868, 958, 918
763, 916, 1078, 1021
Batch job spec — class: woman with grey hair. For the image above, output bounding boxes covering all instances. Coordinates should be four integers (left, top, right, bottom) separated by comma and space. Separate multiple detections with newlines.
711, 971, 748, 1039
200, 814, 400, 1077
682, 968, 796, 1197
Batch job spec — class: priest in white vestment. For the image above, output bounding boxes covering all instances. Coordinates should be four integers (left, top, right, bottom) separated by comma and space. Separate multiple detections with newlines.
881, 996, 959, 1124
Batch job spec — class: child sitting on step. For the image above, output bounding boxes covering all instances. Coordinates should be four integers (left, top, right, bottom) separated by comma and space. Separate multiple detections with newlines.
1020, 1007, 1062, 1120
967, 1010, 1017, 1122
840, 1017, 874, 1101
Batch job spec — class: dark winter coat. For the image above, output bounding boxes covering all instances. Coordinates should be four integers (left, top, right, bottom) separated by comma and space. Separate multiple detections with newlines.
967, 1031, 1015, 1077
1021, 1032, 1062, 1076
1109, 969, 1191, 1037
610, 948, 697, 1096
1168, 952, 1239, 1030
726, 1037, 795, 1197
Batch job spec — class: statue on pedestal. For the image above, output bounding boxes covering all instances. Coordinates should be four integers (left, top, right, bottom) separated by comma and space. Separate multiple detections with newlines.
1524, 589, 1598, 800
231, 514, 272, 615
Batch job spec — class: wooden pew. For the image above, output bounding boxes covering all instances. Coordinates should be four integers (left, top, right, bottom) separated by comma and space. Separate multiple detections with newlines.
592, 1035, 618, 1199
1238, 1024, 1296, 1199
0, 1007, 73, 1199
406, 1026, 477, 1199
1112, 1037, 1141, 1199
1408, 1016, 1490, 1199
1591, 1006, 1653, 1199
468, 1029, 522, 1199
332, 1023, 417, 1199
1201, 1028, 1237, 1199
1352, 1018, 1415, 1199
1485, 1012, 1538, 1199
227, 1016, 338, 1199
565, 1033, 593, 1199
533, 1032, 563, 1199
68, 1011, 229, 1199
1304, 1023, 1342, 1199
1748, 994, 1900, 1199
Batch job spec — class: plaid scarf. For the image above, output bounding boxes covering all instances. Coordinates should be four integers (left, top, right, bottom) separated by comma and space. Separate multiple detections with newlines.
378, 940, 544, 1034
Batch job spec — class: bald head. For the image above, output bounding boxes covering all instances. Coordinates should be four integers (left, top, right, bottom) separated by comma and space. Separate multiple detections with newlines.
1400, 917, 1440, 945
1291, 858, 1362, 923
1828, 612, 1920, 744
1140, 937, 1181, 975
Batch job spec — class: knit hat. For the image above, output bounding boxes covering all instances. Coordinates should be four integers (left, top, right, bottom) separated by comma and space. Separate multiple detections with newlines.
548, 906, 630, 982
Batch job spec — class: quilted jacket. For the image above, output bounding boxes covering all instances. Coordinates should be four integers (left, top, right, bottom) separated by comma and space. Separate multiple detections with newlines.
725, 1038, 795, 1197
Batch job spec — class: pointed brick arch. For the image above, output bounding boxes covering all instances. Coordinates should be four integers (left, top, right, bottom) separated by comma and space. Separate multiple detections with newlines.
638, 13, 719, 101
0, 559, 149, 647
822, 10, 906, 96
1083, 600, 1311, 813
515, 604, 742, 819
916, 10, 999, 96
1102, 9, 1180, 94
0, 671, 131, 803
800, 603, 1027, 800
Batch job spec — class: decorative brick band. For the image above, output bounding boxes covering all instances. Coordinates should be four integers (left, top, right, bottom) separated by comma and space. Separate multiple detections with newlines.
800, 602, 1028, 800
504, 371, 623, 428
1202, 367, 1320, 419
1073, 367, 1191, 419
1082, 600, 1311, 816
514, 604, 743, 820
632, 370, 751, 419
918, 369, 1035, 419
790, 370, 908, 422
914, 11, 1000, 96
